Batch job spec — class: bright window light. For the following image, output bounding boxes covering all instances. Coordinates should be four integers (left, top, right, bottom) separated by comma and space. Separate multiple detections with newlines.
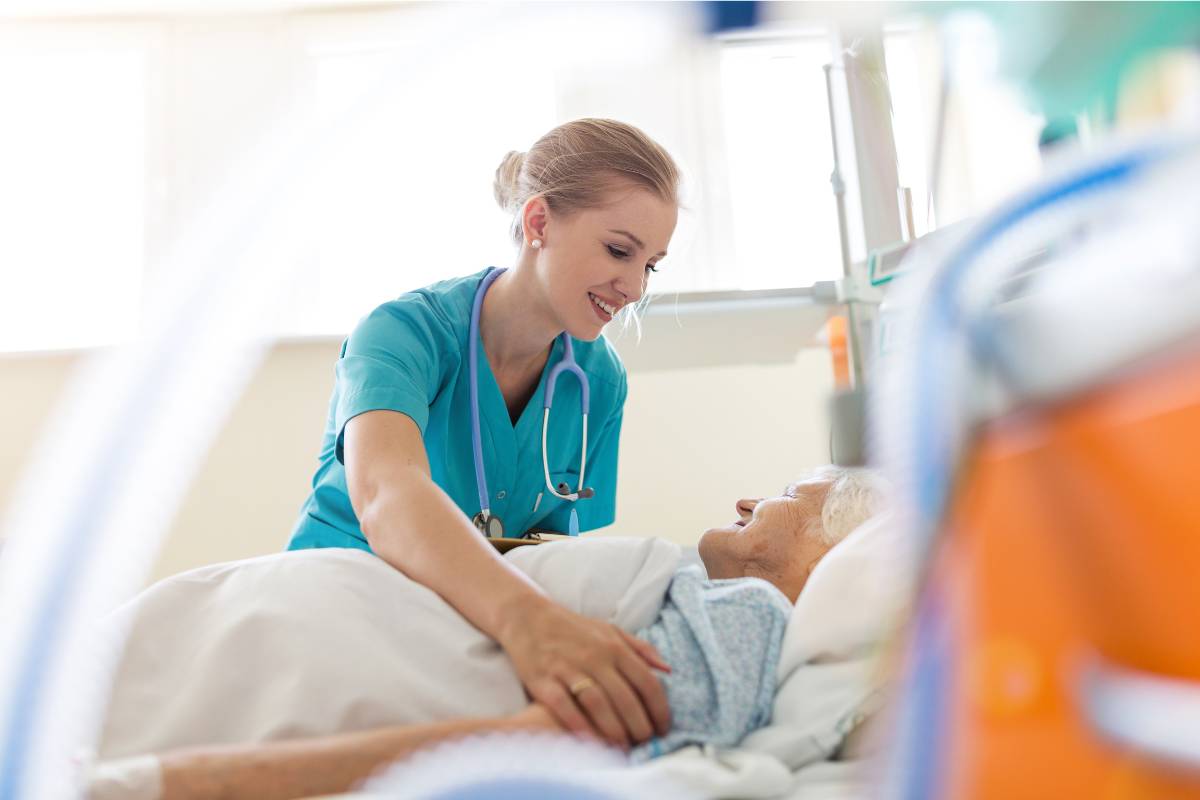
0, 42, 146, 353
276, 44, 558, 337
884, 27, 934, 238
718, 34, 843, 290
885, 22, 1044, 230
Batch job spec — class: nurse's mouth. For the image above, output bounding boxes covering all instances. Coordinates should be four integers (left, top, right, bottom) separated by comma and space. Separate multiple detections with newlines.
589, 292, 618, 322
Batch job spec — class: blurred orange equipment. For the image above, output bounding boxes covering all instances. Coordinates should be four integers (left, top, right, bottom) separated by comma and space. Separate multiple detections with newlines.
827, 315, 851, 390
923, 340, 1200, 799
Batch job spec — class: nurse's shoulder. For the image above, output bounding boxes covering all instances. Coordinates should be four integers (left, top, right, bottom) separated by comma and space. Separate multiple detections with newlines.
341, 269, 490, 366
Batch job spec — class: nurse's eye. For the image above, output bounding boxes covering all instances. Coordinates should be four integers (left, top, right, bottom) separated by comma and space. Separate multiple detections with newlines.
645, 263, 659, 274
606, 244, 630, 260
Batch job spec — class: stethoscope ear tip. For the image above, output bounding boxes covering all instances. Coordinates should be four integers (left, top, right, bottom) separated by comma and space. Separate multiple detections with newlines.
577, 487, 595, 499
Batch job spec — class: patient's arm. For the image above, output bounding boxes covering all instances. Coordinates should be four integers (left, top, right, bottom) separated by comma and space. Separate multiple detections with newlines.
158, 706, 560, 800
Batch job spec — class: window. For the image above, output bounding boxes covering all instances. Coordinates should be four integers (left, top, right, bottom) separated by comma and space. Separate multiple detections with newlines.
882, 25, 934, 238
3, 9, 869, 351
276, 39, 558, 337
884, 20, 1044, 231
281, 4, 696, 335
0, 30, 149, 352
716, 33, 843, 290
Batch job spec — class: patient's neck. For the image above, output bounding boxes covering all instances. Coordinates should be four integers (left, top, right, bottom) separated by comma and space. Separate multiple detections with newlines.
744, 564, 800, 604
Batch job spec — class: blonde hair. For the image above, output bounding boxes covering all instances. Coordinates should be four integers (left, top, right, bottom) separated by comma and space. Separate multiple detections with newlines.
493, 118, 680, 245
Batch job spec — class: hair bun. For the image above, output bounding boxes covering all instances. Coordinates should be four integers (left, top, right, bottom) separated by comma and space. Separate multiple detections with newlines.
493, 150, 525, 212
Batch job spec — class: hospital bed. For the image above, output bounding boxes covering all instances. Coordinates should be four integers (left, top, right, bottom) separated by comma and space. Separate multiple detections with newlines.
90, 516, 906, 800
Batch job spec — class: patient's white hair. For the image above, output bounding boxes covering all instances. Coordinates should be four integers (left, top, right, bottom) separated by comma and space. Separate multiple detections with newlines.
808, 465, 887, 546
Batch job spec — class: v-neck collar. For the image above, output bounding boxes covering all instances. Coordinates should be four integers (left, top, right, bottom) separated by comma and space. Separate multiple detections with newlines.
476, 334, 562, 435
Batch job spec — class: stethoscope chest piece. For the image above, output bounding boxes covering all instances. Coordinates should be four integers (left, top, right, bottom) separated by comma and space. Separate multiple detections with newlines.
472, 512, 504, 538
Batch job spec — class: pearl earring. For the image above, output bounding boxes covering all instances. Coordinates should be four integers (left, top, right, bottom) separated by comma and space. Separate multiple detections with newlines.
530, 239, 542, 249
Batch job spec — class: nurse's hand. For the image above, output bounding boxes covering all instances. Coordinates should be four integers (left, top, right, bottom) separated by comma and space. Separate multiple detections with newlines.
498, 599, 671, 749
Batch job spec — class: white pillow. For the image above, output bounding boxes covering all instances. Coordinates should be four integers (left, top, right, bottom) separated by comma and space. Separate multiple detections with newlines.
789, 511, 915, 663
739, 511, 914, 770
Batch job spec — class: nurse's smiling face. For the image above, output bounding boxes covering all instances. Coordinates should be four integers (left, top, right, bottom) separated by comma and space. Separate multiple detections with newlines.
525, 181, 677, 341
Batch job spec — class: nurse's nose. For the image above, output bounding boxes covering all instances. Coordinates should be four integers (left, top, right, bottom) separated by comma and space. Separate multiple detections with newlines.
736, 498, 761, 519
614, 265, 646, 306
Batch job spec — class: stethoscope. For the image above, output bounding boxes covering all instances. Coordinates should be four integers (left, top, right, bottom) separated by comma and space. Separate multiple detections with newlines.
469, 267, 594, 538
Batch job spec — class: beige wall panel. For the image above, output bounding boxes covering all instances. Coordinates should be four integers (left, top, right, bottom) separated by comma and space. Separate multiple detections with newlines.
1, 341, 833, 584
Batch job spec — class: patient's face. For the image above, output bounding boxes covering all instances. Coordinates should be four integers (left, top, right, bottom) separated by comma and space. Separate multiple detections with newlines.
698, 477, 834, 603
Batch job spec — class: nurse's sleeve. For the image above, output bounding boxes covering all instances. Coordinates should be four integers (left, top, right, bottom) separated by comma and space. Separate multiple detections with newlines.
333, 301, 448, 464
541, 378, 626, 533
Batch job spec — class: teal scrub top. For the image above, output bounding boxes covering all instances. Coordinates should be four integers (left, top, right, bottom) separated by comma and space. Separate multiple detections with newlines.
286, 268, 628, 552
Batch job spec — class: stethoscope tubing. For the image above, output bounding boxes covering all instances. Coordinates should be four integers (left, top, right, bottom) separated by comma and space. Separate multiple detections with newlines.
468, 267, 505, 518
543, 409, 587, 501
469, 267, 592, 533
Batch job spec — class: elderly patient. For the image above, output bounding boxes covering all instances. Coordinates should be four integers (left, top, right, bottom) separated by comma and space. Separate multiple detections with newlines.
635, 464, 884, 760
94, 466, 884, 800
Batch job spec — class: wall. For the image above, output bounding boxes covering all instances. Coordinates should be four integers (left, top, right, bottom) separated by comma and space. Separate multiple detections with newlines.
0, 331, 834, 583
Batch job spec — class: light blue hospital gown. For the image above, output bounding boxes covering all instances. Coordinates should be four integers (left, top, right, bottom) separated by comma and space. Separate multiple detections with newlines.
632, 566, 792, 761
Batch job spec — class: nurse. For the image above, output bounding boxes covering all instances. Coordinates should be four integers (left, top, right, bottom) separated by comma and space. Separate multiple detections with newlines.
286, 119, 680, 749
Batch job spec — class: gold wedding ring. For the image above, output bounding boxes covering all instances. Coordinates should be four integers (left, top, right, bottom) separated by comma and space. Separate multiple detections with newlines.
568, 677, 596, 696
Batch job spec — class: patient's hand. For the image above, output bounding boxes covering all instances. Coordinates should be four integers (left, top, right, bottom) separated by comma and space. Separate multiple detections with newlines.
497, 598, 671, 751
507, 703, 563, 733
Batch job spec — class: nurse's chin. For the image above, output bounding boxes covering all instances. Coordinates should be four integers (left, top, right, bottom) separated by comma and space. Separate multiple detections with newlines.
576, 328, 606, 342
563, 321, 608, 342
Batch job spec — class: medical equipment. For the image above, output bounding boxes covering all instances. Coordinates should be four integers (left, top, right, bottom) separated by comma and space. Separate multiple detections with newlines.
789, 4, 1200, 794
468, 267, 594, 539
876, 129, 1200, 798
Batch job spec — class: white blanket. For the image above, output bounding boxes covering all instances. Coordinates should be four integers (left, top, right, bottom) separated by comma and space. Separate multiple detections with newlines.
99, 525, 908, 798
98, 537, 679, 760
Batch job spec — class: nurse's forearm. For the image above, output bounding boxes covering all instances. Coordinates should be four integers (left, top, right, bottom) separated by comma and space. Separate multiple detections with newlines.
345, 410, 549, 641
360, 468, 549, 640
